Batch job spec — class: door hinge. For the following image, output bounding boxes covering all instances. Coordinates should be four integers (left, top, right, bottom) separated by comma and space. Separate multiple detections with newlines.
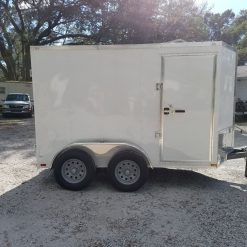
156, 83, 163, 91
155, 131, 161, 138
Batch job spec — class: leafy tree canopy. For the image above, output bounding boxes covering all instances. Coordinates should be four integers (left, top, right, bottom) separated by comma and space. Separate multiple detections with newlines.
0, 0, 246, 81
222, 10, 247, 65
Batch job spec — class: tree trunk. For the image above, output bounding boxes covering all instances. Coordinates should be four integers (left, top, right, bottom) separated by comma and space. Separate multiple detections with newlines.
0, 42, 18, 80
21, 42, 31, 81
1, 52, 17, 80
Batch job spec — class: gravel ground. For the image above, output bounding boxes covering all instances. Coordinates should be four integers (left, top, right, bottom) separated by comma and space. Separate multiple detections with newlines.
0, 117, 246, 247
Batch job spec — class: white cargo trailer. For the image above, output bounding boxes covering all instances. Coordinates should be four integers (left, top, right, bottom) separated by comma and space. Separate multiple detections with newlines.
31, 41, 238, 191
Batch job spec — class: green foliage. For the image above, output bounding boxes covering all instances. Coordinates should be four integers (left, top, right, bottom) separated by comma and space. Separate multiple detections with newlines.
0, 0, 95, 80
204, 10, 235, 41
221, 10, 247, 64
155, 0, 208, 42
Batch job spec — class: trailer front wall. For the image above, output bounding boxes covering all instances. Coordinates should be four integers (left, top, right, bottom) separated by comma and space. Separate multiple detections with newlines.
217, 47, 236, 132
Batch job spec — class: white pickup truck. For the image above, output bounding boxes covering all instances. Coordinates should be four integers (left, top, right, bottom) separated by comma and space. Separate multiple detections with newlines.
2, 93, 34, 118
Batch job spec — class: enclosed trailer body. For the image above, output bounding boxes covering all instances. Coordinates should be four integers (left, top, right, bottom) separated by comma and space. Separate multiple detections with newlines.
31, 42, 237, 190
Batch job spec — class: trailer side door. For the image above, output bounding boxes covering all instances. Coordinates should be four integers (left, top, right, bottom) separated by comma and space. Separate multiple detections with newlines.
161, 54, 216, 163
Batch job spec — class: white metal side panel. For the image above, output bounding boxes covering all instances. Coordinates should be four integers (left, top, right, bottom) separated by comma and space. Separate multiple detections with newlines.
162, 55, 215, 162
31, 48, 161, 166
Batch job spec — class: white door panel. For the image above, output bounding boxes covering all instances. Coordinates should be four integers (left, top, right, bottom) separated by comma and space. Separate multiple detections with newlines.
162, 55, 215, 162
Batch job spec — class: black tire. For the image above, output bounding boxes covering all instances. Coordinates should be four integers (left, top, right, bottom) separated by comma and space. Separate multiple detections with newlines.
53, 149, 95, 190
108, 150, 149, 192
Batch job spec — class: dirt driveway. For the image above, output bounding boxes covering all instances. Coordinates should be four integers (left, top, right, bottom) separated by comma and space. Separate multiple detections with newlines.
0, 117, 246, 247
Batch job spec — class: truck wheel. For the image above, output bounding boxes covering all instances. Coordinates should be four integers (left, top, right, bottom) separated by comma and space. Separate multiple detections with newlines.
108, 150, 149, 192
53, 149, 95, 190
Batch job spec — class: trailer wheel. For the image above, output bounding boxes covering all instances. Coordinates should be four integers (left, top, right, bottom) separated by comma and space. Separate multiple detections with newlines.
108, 150, 149, 192
53, 149, 95, 190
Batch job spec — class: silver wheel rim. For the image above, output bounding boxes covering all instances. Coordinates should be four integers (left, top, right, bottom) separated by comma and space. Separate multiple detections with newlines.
61, 159, 87, 184
115, 160, 141, 185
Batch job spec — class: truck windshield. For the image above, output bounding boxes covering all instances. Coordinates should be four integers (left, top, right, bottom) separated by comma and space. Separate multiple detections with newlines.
6, 94, 29, 101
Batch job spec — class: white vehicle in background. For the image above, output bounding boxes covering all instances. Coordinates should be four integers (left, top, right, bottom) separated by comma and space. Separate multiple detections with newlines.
2, 93, 34, 118
31, 41, 246, 192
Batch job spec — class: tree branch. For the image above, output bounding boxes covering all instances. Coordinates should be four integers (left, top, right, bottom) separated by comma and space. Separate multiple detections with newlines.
0, 0, 22, 34
32, 0, 47, 37
0, 60, 8, 77
13, 0, 25, 31
0, 20, 13, 50
36, 12, 63, 42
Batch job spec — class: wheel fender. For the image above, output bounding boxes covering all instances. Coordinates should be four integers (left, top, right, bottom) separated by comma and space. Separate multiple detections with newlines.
51, 145, 96, 170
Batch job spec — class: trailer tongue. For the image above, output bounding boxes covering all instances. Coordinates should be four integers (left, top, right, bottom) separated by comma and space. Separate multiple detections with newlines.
224, 125, 247, 177
227, 147, 247, 177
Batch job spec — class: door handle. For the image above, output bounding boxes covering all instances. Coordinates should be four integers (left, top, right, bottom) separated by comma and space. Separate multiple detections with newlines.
164, 107, 185, 115
175, 109, 185, 113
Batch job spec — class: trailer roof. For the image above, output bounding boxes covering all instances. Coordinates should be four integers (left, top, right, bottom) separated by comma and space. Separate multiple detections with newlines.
31, 41, 234, 51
